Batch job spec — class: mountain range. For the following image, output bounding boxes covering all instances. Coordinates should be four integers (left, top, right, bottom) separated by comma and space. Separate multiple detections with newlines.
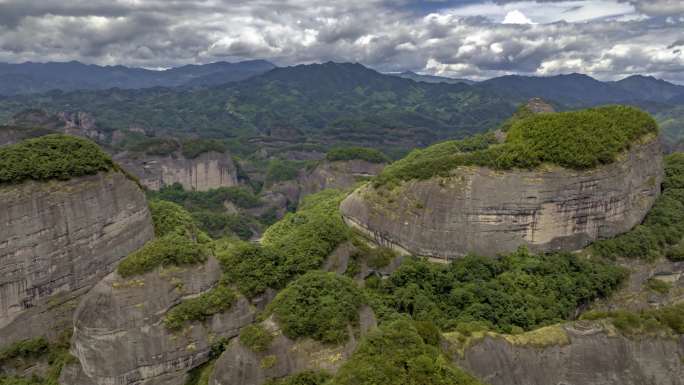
1, 60, 684, 152
0, 60, 276, 95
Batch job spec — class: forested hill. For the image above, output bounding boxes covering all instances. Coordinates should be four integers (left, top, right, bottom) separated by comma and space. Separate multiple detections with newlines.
0, 62, 516, 150
0, 60, 275, 95
3, 61, 684, 152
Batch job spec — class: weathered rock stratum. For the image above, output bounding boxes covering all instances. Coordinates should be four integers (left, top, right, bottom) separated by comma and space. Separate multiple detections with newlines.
70, 257, 257, 385
0, 171, 154, 345
341, 137, 663, 259
298, 159, 386, 200
455, 323, 684, 385
115, 151, 239, 191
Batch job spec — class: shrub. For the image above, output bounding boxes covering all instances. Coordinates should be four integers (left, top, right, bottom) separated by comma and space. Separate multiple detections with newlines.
129, 137, 179, 156
374, 106, 657, 186
0, 134, 113, 184
181, 138, 227, 158
239, 324, 274, 352
266, 271, 364, 344
592, 153, 684, 261
0, 338, 49, 365
151, 183, 261, 211
148, 200, 205, 238
268, 271, 363, 344
164, 284, 237, 330
330, 320, 483, 385
192, 211, 255, 240
645, 278, 672, 294
219, 190, 350, 297
117, 233, 209, 277
265, 160, 304, 184
326, 146, 389, 163
368, 247, 626, 333
267, 271, 363, 344
581, 303, 684, 335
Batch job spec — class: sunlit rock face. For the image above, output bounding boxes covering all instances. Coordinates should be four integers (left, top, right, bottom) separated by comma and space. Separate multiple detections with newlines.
341, 138, 663, 260
115, 151, 239, 191
0, 171, 154, 345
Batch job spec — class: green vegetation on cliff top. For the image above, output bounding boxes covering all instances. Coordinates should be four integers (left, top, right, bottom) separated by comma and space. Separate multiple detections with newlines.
164, 284, 237, 330
330, 320, 483, 385
0, 134, 113, 184
375, 105, 657, 186
266, 271, 364, 344
117, 200, 210, 277
364, 247, 626, 333
326, 146, 390, 164
581, 303, 684, 335
592, 153, 684, 261
218, 189, 350, 297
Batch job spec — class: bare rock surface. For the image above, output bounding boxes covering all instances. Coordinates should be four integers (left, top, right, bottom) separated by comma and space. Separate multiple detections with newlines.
298, 160, 385, 199
70, 257, 257, 385
341, 138, 663, 259
211, 307, 376, 385
455, 323, 684, 385
115, 151, 239, 191
0, 171, 153, 345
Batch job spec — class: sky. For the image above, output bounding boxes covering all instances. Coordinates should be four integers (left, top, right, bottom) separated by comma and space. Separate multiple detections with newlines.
0, 0, 683, 83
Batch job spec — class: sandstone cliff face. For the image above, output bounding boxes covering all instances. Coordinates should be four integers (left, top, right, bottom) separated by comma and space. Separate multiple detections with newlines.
0, 171, 153, 345
115, 151, 239, 191
211, 307, 376, 385
456, 323, 684, 385
298, 160, 385, 200
341, 138, 663, 259
70, 257, 256, 385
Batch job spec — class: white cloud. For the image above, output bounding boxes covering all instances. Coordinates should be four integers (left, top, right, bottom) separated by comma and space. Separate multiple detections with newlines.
502, 10, 534, 24
0, 0, 682, 83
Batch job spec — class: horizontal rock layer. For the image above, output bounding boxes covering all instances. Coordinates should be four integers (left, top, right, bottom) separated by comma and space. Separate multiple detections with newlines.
115, 151, 238, 191
70, 257, 256, 385
0, 171, 153, 345
457, 323, 684, 385
341, 138, 663, 259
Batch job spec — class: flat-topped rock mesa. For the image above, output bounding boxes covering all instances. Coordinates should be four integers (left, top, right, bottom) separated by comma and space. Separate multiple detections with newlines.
115, 150, 239, 191
341, 105, 664, 259
0, 135, 154, 345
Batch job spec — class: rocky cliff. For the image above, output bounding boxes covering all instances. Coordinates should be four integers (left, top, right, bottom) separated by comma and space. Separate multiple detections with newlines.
0, 171, 154, 345
69, 257, 257, 385
298, 159, 385, 200
115, 151, 239, 191
453, 322, 684, 385
341, 137, 663, 259
211, 307, 376, 385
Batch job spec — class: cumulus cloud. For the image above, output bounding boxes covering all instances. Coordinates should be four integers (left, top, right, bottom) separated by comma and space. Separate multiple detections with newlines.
0, 0, 682, 83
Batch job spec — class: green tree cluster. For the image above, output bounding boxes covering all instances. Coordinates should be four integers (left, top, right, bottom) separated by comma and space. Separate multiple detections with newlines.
0, 134, 113, 184
164, 284, 237, 330
375, 106, 657, 187
330, 320, 483, 385
266, 271, 364, 344
117, 200, 210, 277
325, 147, 389, 164
366, 247, 626, 333
218, 190, 350, 298
592, 153, 684, 261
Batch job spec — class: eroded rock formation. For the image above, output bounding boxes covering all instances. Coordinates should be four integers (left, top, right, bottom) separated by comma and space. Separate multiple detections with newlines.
455, 323, 684, 385
0, 171, 153, 345
298, 159, 385, 199
341, 138, 663, 259
69, 257, 257, 385
211, 307, 376, 385
115, 151, 239, 191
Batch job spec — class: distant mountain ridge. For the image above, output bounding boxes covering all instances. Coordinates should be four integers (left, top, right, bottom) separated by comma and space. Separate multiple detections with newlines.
391, 71, 476, 85
2, 61, 684, 151
0, 60, 276, 95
